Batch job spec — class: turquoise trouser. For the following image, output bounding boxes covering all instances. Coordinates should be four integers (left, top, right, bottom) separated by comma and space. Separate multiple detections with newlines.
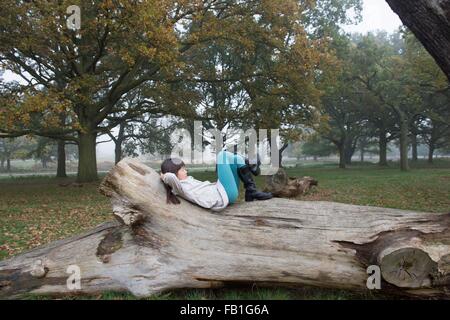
217, 150, 246, 204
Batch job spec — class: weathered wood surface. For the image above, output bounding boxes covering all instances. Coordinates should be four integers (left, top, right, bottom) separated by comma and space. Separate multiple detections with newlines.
0, 158, 449, 299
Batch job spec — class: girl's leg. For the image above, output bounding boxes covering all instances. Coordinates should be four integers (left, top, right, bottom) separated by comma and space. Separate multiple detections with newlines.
217, 150, 246, 204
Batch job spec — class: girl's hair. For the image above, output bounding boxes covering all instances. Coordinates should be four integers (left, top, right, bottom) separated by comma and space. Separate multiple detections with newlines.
161, 158, 185, 205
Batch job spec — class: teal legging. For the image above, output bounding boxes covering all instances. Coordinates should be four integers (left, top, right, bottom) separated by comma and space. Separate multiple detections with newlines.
217, 150, 246, 204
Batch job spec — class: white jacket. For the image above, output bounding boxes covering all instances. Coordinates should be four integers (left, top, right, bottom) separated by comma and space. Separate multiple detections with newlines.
163, 173, 229, 211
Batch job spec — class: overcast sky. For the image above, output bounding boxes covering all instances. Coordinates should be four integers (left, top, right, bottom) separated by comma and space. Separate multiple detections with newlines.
1, 0, 404, 161
343, 0, 403, 34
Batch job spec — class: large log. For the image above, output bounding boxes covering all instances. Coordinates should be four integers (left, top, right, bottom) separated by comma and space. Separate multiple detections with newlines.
386, 0, 450, 81
0, 158, 449, 299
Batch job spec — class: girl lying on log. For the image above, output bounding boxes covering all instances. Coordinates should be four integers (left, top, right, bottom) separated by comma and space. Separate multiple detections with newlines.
160, 150, 273, 211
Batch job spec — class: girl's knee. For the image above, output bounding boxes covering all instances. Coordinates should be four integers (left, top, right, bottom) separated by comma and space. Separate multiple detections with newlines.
217, 150, 228, 165
217, 150, 245, 171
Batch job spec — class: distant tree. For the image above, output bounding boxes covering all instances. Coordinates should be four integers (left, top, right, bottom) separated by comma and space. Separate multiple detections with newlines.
121, 114, 192, 161
351, 31, 429, 171
420, 111, 450, 163
356, 135, 378, 162
403, 33, 450, 164
0, 136, 30, 172
301, 135, 337, 161
350, 32, 401, 166
26, 137, 56, 169
317, 34, 368, 168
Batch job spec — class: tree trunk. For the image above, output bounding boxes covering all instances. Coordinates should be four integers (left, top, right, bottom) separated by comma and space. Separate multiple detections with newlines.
428, 143, 435, 164
360, 148, 364, 163
77, 131, 98, 183
1, 159, 449, 299
278, 143, 289, 169
115, 141, 123, 165
399, 116, 410, 171
114, 123, 126, 165
344, 150, 352, 166
344, 138, 355, 166
57, 140, 67, 178
338, 145, 346, 169
385, 0, 450, 82
379, 131, 388, 166
411, 134, 418, 162
6, 158, 11, 172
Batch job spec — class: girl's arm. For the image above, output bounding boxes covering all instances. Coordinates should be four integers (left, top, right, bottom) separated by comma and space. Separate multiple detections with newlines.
162, 172, 184, 195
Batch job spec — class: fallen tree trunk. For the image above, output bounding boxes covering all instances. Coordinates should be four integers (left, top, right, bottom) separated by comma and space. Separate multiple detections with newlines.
1, 158, 449, 299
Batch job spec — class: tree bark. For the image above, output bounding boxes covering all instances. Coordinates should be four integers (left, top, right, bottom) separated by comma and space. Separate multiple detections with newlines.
411, 134, 418, 162
344, 139, 354, 166
338, 145, 346, 169
6, 158, 11, 172
114, 142, 123, 165
57, 140, 67, 178
278, 143, 289, 168
1, 158, 449, 299
399, 115, 410, 171
114, 123, 126, 165
385, 0, 450, 82
428, 144, 435, 164
379, 130, 389, 166
77, 131, 98, 183
344, 150, 352, 166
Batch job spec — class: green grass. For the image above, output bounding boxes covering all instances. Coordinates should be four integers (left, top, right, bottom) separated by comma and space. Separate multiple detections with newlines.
1, 160, 449, 299
21, 286, 388, 300
0, 175, 111, 259
288, 162, 450, 213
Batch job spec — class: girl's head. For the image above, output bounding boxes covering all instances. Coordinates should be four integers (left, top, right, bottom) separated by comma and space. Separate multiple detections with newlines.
161, 158, 187, 180
161, 158, 187, 204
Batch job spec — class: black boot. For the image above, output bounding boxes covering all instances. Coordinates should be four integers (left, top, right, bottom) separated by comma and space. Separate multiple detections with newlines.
245, 153, 261, 176
238, 165, 273, 202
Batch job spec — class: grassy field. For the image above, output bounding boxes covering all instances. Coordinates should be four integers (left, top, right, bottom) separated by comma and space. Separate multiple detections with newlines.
1, 159, 449, 299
